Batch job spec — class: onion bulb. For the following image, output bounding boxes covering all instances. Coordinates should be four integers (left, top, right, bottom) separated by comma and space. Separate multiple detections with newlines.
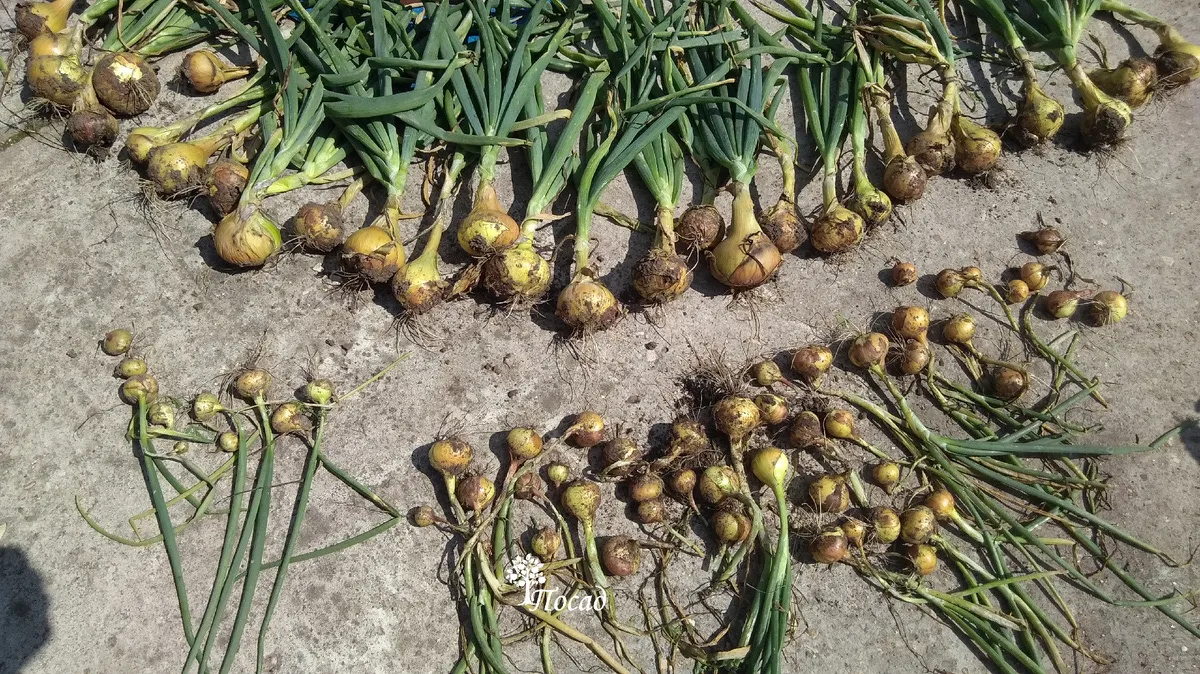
676, 204, 724, 252
935, 268, 965, 298
190, 393, 222, 421
127, 125, 185, 165
713, 396, 760, 442
92, 52, 159, 117
566, 411, 605, 448
180, 50, 253, 94
213, 205, 282, 268
891, 305, 930, 342
627, 474, 664, 503
514, 473, 542, 501
232, 368, 271, 401
271, 402, 311, 435
15, 0, 73, 40
924, 489, 957, 521
120, 374, 159, 404
391, 252, 446, 315
482, 244, 551, 302
1020, 227, 1065, 256
905, 543, 938, 576
667, 469, 696, 499
1090, 290, 1128, 325
205, 160, 248, 218
342, 226, 403, 283
1090, 58, 1158, 109
759, 197, 803, 254
942, 314, 976, 347
1153, 25, 1200, 87
633, 248, 692, 304
26, 54, 87, 107
67, 72, 118, 149
457, 182, 518, 257
822, 409, 856, 441
1017, 81, 1065, 144
898, 339, 931, 376
636, 499, 666, 524
906, 104, 956, 175
409, 506, 436, 528
217, 431, 238, 453
847, 180, 893, 230
787, 411, 826, 452
754, 393, 788, 425
669, 417, 709, 456
708, 185, 781, 289
531, 527, 561, 562
1066, 62, 1133, 147
992, 366, 1028, 401
556, 274, 622, 333
506, 427, 543, 463
1045, 290, 1083, 319
600, 438, 644, 478
870, 462, 901, 494
900, 506, 938, 544
841, 518, 867, 547
115, 356, 148, 379
848, 332, 889, 369
951, 115, 1002, 175
1006, 279, 1031, 304
291, 201, 344, 252
791, 344, 833, 386
562, 479, 601, 525
102, 328, 134, 355
751, 360, 783, 387
891, 260, 918, 287
546, 463, 570, 488
146, 135, 229, 197
809, 205, 865, 254
696, 466, 739, 505
873, 506, 901, 543
810, 528, 848, 565
1019, 261, 1051, 292
457, 473, 496, 513
28, 28, 75, 58
712, 509, 750, 544
600, 536, 641, 576
429, 436, 473, 477
302, 379, 334, 405
808, 474, 849, 514
883, 156, 928, 203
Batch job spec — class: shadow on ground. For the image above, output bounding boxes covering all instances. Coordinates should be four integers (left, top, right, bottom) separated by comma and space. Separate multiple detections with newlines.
0, 546, 51, 673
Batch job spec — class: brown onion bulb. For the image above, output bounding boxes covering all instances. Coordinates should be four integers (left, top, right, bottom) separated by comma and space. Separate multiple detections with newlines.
92, 52, 159, 117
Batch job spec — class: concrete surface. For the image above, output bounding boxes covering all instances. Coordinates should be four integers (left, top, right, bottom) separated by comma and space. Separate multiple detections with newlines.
1, 1, 1199, 673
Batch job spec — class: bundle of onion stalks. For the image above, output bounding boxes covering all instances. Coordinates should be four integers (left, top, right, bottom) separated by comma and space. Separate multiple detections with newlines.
82, 328, 407, 673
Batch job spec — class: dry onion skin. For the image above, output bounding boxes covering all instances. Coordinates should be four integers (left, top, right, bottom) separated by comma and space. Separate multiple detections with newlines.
92, 52, 160, 117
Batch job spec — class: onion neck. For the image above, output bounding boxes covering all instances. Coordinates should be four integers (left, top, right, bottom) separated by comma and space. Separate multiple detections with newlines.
870, 95, 907, 164
820, 155, 838, 213
653, 204, 677, 251
929, 68, 959, 136
728, 182, 762, 239
1064, 59, 1110, 110
572, 206, 594, 276
418, 153, 468, 260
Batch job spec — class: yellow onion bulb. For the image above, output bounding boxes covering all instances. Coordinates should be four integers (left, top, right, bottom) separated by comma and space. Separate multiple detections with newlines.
848, 332, 889, 369
482, 245, 551, 302
696, 466, 739, 505
291, 201, 345, 252
68, 105, 119, 148
531, 527, 561, 562
126, 125, 184, 164
457, 184, 518, 257
900, 505, 939, 544
709, 231, 781, 289
562, 479, 601, 525
992, 366, 1028, 401
1006, 279, 1031, 304
633, 248, 693, 304
146, 140, 221, 197
1081, 91, 1133, 148
391, 256, 446, 315
905, 543, 938, 576
788, 411, 826, 452
935, 268, 966, 298
873, 506, 901, 543
751, 447, 789, 490
600, 536, 641, 577
232, 368, 271, 400
751, 360, 783, 387
823, 409, 856, 441
1090, 58, 1158, 109
841, 518, 867, 547
92, 52, 159, 117
809, 205, 864, 254
891, 260, 918, 287
205, 160, 249, 218
566, 411, 605, 448
1045, 290, 1083, 319
213, 206, 282, 268
28, 29, 74, 58
942, 314, 977, 346
906, 111, 956, 176
891, 305, 930, 342
754, 393, 789, 426
810, 528, 848, 565
26, 54, 87, 107
883, 155, 928, 203
870, 461, 901, 494
898, 339, 931, 376
713, 396, 761, 442
712, 510, 748, 544
791, 344, 833, 385
759, 197, 803, 254
676, 204, 724, 252
429, 436, 473, 476
808, 474, 850, 514
951, 115, 1002, 175
627, 474, 664, 503
1090, 290, 1128, 325
180, 50, 251, 94
1019, 262, 1051, 292
342, 226, 404, 283
1154, 25, 1200, 87
457, 473, 496, 513
1017, 82, 1064, 144
556, 276, 622, 333
1020, 227, 1066, 256
847, 180, 893, 230
924, 489, 958, 521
